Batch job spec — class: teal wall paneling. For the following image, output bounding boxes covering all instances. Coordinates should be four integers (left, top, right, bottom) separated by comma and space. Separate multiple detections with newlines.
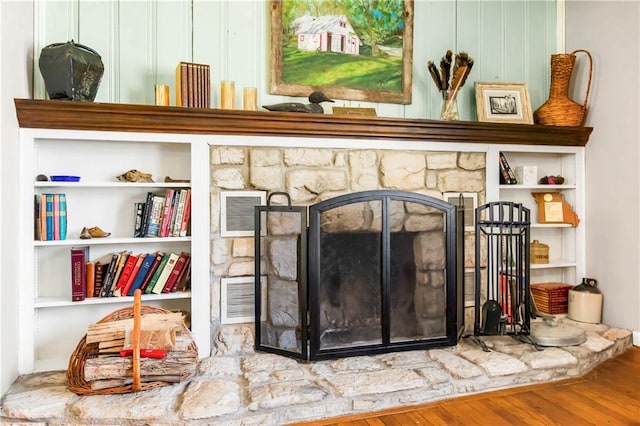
32, 0, 557, 121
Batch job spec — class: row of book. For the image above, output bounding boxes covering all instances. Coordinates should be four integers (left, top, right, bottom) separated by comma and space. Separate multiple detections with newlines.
175, 61, 210, 108
71, 248, 191, 301
499, 151, 518, 184
135, 189, 191, 238
34, 193, 67, 240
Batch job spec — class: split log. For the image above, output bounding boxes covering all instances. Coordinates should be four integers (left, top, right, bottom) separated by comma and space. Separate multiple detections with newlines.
84, 350, 197, 381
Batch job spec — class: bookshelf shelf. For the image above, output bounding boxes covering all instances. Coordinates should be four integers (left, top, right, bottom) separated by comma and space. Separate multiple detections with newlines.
34, 291, 192, 308
35, 182, 191, 189
33, 236, 192, 247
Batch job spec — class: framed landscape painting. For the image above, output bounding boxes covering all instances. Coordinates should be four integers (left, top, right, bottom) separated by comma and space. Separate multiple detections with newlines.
269, 0, 414, 104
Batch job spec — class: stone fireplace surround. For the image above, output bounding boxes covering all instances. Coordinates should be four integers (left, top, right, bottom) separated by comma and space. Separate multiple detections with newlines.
211, 143, 481, 357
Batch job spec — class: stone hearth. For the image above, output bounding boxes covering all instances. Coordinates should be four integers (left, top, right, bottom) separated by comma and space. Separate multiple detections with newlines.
0, 320, 632, 425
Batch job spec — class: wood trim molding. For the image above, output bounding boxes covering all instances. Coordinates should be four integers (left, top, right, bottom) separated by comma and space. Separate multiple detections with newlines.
14, 99, 592, 146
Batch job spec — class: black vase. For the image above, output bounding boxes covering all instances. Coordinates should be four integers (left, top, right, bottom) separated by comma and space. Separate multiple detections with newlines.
38, 40, 104, 101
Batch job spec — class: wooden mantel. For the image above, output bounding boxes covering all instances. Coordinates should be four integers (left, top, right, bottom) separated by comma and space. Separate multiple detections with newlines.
14, 99, 592, 146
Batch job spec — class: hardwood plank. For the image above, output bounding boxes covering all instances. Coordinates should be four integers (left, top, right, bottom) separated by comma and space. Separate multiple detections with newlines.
293, 347, 639, 426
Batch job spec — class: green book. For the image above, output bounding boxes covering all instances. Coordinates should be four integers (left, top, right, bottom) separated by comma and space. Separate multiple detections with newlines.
144, 253, 170, 294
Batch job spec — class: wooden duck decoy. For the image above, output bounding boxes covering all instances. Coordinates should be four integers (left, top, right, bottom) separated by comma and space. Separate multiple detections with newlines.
262, 91, 334, 113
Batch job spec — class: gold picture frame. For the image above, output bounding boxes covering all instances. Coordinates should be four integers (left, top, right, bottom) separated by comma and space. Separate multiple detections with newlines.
269, 0, 414, 104
475, 82, 533, 124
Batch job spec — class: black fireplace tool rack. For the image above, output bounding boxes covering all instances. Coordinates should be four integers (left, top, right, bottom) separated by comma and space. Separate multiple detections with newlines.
473, 201, 534, 351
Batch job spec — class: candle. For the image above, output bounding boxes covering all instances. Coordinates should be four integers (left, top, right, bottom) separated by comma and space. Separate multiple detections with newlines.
155, 84, 169, 106
243, 87, 258, 111
220, 80, 235, 109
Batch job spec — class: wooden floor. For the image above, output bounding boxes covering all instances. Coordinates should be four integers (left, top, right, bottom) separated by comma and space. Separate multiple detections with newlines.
294, 347, 640, 426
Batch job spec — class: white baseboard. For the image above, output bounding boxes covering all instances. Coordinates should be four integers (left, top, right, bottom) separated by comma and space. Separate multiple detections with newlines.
633, 330, 640, 346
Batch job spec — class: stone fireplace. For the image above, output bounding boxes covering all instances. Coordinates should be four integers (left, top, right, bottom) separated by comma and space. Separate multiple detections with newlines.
210, 146, 485, 357
255, 190, 465, 360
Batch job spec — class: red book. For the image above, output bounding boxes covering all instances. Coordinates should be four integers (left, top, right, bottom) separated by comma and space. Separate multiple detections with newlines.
158, 188, 174, 237
121, 254, 145, 296
112, 253, 137, 297
179, 189, 191, 237
162, 252, 190, 293
70, 246, 90, 301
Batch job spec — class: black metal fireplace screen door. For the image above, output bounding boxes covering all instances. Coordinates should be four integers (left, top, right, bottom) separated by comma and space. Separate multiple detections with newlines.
254, 192, 308, 360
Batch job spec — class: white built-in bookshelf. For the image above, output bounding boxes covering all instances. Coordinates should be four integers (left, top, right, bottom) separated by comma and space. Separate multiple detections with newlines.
19, 128, 210, 373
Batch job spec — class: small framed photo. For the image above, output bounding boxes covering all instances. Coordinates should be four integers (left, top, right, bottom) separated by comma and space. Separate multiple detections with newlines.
475, 82, 533, 124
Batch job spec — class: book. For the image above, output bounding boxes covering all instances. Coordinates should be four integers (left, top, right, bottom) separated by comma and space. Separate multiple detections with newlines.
158, 188, 175, 237
58, 193, 67, 240
53, 194, 60, 240
162, 252, 190, 293
140, 252, 165, 293
85, 261, 95, 298
70, 246, 90, 301
133, 202, 145, 237
144, 252, 171, 294
109, 251, 131, 296
127, 252, 157, 296
179, 189, 191, 237
171, 189, 187, 237
152, 252, 180, 294
100, 251, 124, 297
113, 253, 139, 297
145, 194, 165, 237
34, 194, 42, 241
121, 254, 145, 296
176, 62, 188, 107
499, 151, 517, 184
93, 257, 111, 298
140, 192, 155, 237
176, 257, 192, 292
44, 194, 54, 240
167, 189, 180, 236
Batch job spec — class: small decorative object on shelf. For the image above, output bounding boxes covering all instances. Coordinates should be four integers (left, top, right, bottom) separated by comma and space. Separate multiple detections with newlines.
531, 192, 580, 227
262, 91, 334, 114
38, 40, 104, 102
534, 49, 592, 126
539, 175, 565, 185
80, 226, 111, 239
427, 50, 474, 120
530, 240, 550, 264
117, 169, 154, 183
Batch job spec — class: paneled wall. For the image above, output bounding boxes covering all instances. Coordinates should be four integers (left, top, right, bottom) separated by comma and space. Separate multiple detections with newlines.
33, 0, 556, 121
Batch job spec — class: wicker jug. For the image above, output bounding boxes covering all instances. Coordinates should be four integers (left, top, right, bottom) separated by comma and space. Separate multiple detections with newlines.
534, 49, 592, 126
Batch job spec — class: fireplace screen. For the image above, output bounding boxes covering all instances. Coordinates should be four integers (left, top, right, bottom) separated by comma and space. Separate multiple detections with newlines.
255, 190, 464, 360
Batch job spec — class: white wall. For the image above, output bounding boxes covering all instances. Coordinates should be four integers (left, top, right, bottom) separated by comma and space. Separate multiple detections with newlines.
1, 0, 34, 395
566, 0, 640, 345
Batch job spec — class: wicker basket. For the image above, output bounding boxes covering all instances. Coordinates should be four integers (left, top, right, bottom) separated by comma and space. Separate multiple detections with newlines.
534, 49, 592, 127
66, 290, 197, 395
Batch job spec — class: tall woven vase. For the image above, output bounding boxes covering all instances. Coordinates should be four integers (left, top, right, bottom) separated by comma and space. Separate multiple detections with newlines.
534, 49, 592, 126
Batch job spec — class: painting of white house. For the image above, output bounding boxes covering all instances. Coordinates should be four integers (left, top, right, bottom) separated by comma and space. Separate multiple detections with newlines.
270, 0, 414, 104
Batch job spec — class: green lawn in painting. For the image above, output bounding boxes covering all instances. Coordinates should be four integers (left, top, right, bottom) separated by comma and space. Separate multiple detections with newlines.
282, 46, 403, 92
